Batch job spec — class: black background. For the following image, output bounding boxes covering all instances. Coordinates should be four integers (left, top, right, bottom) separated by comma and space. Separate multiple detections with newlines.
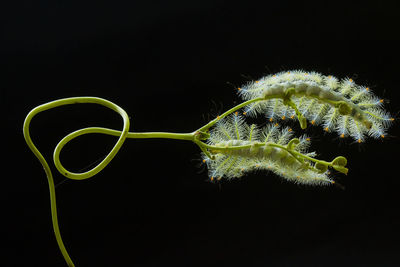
3, 1, 400, 266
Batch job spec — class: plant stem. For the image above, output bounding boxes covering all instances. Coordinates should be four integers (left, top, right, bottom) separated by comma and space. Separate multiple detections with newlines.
197, 97, 264, 132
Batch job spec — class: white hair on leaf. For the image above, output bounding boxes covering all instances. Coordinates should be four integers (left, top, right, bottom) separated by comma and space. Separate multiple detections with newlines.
237, 70, 394, 142
203, 114, 335, 186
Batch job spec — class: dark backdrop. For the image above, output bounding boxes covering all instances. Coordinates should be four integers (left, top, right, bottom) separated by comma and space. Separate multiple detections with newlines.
3, 1, 400, 266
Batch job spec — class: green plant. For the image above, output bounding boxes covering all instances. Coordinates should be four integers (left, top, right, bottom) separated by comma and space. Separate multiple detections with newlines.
23, 70, 394, 266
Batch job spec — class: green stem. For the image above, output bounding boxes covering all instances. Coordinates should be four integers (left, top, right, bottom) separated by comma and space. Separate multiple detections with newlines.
24, 97, 131, 267
268, 142, 329, 166
23, 97, 198, 267
197, 97, 264, 132
199, 142, 254, 151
